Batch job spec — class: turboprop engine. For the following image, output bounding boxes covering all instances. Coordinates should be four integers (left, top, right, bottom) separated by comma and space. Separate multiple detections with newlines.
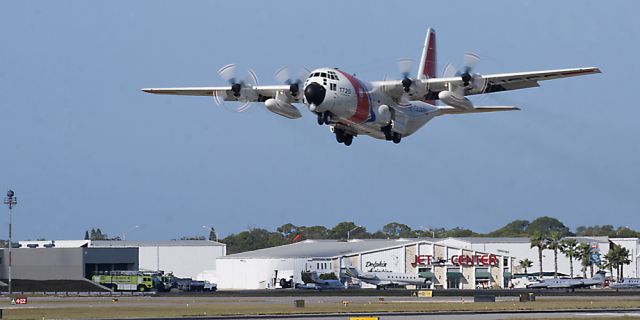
264, 92, 302, 119
438, 90, 473, 110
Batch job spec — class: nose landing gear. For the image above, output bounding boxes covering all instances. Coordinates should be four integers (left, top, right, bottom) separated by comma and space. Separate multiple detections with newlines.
316, 112, 332, 125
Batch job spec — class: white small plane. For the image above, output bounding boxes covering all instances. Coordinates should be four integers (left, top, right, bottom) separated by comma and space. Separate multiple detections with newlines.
143, 28, 600, 146
344, 266, 431, 290
610, 278, 640, 289
526, 271, 606, 289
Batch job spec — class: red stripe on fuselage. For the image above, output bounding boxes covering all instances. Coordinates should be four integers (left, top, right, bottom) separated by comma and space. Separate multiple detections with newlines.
336, 70, 370, 123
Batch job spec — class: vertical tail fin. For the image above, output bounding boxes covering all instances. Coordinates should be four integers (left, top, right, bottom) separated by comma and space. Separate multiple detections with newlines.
417, 28, 437, 81
417, 28, 436, 105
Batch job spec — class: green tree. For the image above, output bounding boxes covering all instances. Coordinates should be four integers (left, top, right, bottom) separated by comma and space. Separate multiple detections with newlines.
208, 227, 217, 241
547, 231, 563, 278
560, 238, 579, 278
328, 222, 367, 240
381, 222, 412, 239
489, 219, 530, 237
577, 242, 591, 278
277, 223, 298, 238
519, 258, 533, 275
530, 232, 548, 278
526, 216, 571, 236
221, 228, 287, 254
84, 230, 90, 240
298, 225, 329, 239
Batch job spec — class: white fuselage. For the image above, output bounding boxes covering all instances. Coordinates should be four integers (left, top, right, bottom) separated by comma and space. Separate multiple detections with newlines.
303, 68, 438, 139
356, 271, 431, 288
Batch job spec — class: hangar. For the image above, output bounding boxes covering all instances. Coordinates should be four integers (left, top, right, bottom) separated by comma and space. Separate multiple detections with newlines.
17, 239, 226, 281
216, 238, 514, 290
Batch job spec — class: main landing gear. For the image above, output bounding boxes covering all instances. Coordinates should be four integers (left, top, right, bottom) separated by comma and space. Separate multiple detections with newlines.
334, 128, 354, 146
316, 112, 332, 125
381, 124, 402, 144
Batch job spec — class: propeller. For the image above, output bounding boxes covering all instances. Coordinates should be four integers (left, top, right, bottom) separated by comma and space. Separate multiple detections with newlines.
397, 58, 415, 93
213, 64, 259, 112
442, 52, 483, 88
274, 66, 309, 97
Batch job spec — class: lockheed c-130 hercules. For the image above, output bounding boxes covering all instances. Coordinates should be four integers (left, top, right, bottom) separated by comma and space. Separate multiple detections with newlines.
143, 28, 600, 146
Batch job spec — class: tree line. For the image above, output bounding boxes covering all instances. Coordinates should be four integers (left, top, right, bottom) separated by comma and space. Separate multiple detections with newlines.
219, 216, 640, 254
523, 231, 631, 281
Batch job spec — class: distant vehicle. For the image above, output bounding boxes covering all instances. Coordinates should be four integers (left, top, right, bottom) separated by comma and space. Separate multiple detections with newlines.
92, 271, 157, 292
610, 278, 640, 289
526, 271, 606, 289
344, 265, 431, 290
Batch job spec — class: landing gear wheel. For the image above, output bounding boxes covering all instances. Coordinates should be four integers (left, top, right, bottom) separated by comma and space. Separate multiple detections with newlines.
322, 112, 332, 125
316, 113, 324, 125
382, 124, 393, 141
335, 132, 344, 143
343, 135, 353, 146
392, 132, 402, 144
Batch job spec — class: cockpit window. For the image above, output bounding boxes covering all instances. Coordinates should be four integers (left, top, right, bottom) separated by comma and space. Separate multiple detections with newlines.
321, 72, 327, 78
313, 72, 319, 77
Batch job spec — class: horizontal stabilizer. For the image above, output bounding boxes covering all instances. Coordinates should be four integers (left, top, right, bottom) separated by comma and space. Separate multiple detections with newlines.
438, 106, 520, 115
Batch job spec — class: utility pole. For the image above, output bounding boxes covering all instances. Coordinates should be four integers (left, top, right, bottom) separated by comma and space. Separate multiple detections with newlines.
347, 226, 361, 241
4, 190, 17, 294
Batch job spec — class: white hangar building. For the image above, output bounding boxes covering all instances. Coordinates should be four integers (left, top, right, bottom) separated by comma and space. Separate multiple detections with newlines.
447, 237, 640, 279
216, 239, 514, 290
18, 239, 226, 281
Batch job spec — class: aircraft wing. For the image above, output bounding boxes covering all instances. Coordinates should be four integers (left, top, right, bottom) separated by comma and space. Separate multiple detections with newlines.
437, 106, 520, 115
426, 67, 601, 95
142, 85, 299, 102
376, 67, 600, 103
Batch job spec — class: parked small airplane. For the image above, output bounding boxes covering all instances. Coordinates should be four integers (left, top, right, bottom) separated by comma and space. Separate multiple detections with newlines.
526, 271, 606, 289
297, 271, 344, 290
344, 265, 431, 290
143, 28, 600, 146
610, 278, 640, 289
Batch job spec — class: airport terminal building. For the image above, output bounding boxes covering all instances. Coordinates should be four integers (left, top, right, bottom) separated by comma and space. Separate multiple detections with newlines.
217, 239, 515, 290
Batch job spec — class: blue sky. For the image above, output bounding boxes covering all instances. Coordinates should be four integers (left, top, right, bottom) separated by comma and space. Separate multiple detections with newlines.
1, 1, 638, 240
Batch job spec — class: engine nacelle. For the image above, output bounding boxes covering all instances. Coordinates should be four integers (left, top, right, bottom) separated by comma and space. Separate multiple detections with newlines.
265, 98, 302, 119
438, 90, 473, 110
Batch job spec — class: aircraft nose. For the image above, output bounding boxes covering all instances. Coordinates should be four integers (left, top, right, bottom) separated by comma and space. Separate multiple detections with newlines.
304, 82, 326, 106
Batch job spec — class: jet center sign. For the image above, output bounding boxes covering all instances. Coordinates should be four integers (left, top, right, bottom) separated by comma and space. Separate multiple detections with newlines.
413, 254, 498, 266
451, 254, 499, 266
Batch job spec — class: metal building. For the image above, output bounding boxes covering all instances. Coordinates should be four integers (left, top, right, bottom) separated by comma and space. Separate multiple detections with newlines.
216, 239, 514, 290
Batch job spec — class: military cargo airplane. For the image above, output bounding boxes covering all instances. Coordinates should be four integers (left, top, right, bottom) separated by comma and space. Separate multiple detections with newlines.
143, 28, 600, 146
526, 271, 606, 289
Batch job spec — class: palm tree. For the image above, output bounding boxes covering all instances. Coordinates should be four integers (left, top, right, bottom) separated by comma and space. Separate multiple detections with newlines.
547, 231, 563, 278
519, 258, 533, 275
560, 238, 579, 278
530, 232, 548, 279
577, 242, 591, 278
616, 246, 631, 281
601, 252, 615, 280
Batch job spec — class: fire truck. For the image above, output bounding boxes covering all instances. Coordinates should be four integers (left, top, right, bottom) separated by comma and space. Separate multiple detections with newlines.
92, 271, 158, 292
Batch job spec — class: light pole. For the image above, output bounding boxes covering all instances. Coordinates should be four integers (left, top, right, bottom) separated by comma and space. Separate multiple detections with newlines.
4, 190, 17, 294
419, 226, 435, 238
202, 225, 217, 241
347, 226, 361, 241
121, 225, 139, 241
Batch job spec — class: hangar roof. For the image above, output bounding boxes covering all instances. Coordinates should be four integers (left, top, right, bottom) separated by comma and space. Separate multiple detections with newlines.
91, 240, 226, 247
221, 239, 430, 259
